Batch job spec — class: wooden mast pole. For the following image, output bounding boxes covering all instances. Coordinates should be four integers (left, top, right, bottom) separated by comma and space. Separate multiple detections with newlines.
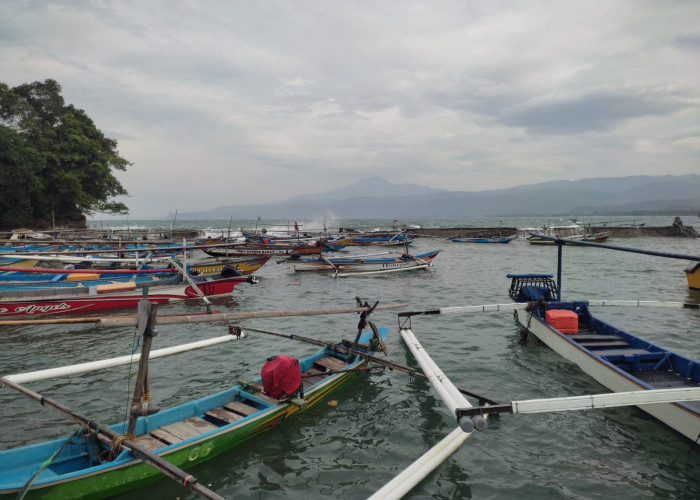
127, 300, 161, 436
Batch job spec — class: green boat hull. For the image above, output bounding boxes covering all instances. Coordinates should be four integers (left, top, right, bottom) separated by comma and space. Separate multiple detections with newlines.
1, 336, 376, 499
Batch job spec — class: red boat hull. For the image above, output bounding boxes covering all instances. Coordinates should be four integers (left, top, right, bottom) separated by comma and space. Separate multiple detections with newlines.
0, 276, 250, 317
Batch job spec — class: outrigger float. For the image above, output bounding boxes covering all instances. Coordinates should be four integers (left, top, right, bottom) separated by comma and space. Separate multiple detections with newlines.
0, 299, 403, 499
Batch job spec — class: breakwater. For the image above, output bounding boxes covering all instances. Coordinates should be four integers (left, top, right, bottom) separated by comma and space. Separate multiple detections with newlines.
415, 224, 698, 238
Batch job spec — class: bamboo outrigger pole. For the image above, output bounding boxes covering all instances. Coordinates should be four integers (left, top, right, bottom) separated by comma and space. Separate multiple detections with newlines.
0, 302, 409, 328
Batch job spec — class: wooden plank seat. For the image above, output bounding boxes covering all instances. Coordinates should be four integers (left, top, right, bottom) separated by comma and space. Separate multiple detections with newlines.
302, 367, 327, 388
598, 348, 650, 357
314, 356, 348, 372
151, 417, 219, 445
135, 434, 167, 452
205, 407, 243, 424
577, 340, 631, 349
206, 400, 260, 424
224, 400, 259, 416
567, 334, 625, 342
150, 428, 182, 445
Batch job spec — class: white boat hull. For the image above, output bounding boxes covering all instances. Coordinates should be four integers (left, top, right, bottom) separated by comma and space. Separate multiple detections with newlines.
515, 310, 700, 442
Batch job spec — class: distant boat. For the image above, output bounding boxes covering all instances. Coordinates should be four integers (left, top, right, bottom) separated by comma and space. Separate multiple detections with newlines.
528, 232, 610, 245
345, 233, 418, 247
526, 225, 610, 245
291, 250, 441, 276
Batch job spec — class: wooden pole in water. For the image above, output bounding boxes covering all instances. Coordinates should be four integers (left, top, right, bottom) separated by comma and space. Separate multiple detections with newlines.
127, 300, 160, 436
0, 377, 225, 500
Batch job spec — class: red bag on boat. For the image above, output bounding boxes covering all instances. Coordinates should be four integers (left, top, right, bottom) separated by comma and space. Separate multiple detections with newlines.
261, 355, 302, 399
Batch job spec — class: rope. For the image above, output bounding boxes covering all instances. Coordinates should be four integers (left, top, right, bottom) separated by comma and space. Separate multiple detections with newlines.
15, 429, 81, 499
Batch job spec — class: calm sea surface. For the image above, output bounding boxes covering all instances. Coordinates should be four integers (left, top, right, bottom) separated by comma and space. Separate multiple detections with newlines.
1, 216, 699, 499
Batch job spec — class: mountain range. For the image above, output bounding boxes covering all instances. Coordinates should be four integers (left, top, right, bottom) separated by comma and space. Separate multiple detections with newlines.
176, 174, 700, 220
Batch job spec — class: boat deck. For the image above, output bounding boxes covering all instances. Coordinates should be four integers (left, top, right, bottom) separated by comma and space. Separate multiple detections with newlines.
134, 355, 349, 452
564, 325, 700, 410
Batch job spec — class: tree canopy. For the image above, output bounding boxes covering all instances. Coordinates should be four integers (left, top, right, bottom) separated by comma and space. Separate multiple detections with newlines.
0, 79, 129, 229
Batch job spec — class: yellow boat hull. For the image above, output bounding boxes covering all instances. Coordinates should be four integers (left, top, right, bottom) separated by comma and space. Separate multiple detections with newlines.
188, 256, 270, 276
686, 262, 700, 291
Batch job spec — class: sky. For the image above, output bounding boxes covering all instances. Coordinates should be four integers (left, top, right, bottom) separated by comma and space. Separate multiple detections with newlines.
1, 0, 699, 219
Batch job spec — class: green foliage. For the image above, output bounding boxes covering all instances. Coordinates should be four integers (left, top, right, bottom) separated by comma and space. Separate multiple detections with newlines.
0, 79, 130, 229
0, 126, 45, 228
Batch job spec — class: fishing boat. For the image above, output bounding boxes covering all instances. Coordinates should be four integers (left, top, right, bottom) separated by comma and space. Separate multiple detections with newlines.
507, 243, 700, 441
0, 300, 389, 499
0, 256, 267, 285
182, 256, 270, 276
686, 262, 700, 291
527, 230, 610, 244
291, 250, 441, 276
0, 269, 180, 290
203, 243, 323, 258
523, 223, 610, 245
449, 235, 515, 243
346, 234, 418, 247
0, 272, 255, 317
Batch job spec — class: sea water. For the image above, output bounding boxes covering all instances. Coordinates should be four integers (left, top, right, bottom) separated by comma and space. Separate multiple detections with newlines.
1, 215, 698, 499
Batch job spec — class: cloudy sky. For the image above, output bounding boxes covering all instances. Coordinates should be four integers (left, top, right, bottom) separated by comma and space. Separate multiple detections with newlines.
2, 1, 699, 219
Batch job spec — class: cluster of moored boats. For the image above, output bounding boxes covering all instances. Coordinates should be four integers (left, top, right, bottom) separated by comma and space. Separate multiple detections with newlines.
0, 225, 698, 499
0, 228, 442, 317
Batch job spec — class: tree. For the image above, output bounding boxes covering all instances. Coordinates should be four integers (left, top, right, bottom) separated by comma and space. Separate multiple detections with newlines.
0, 79, 129, 229
0, 126, 45, 228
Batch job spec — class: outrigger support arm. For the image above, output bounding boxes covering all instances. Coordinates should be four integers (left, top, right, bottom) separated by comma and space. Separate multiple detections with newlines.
455, 387, 700, 422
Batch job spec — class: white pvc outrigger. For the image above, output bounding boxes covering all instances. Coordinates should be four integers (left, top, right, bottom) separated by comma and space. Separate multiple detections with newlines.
3, 333, 245, 384
367, 328, 481, 500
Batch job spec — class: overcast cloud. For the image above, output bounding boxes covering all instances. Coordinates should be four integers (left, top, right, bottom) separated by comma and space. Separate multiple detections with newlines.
1, 0, 698, 219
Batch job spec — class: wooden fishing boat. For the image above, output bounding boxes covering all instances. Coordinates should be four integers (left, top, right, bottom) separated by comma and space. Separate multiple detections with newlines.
449, 235, 515, 243
346, 234, 417, 247
0, 253, 180, 266
184, 256, 271, 276
527, 231, 610, 244
507, 272, 700, 442
0, 304, 389, 499
0, 273, 254, 317
0, 255, 268, 285
292, 250, 440, 274
203, 243, 322, 258
686, 262, 700, 291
